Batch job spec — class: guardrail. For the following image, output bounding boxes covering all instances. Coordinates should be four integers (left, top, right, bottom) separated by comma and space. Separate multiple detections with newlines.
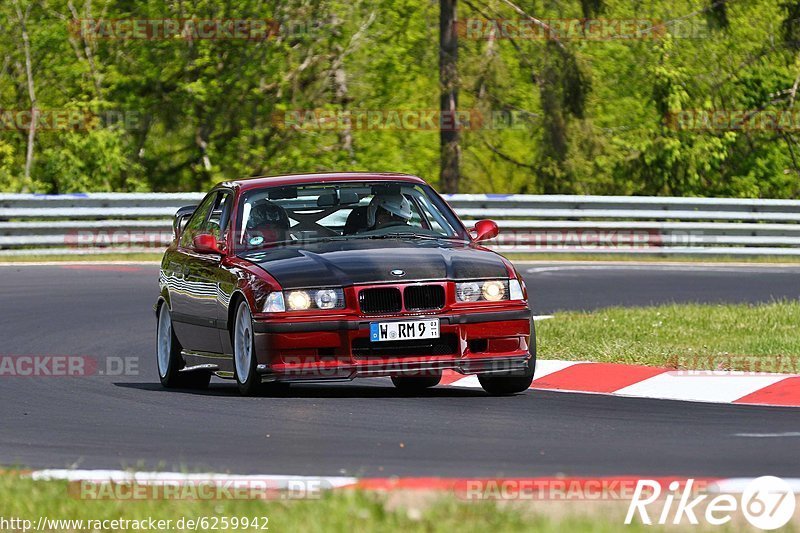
2, 192, 800, 256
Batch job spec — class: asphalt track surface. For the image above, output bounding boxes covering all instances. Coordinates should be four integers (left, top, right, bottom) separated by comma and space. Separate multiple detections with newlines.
1, 262, 799, 477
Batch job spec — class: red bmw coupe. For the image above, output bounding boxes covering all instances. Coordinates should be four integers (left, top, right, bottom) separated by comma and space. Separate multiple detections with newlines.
155, 172, 535, 396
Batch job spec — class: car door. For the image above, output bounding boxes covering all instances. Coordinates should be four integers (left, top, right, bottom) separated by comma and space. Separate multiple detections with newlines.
170, 191, 227, 353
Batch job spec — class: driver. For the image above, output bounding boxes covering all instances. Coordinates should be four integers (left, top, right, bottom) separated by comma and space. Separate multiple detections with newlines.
366, 193, 413, 230
244, 199, 290, 247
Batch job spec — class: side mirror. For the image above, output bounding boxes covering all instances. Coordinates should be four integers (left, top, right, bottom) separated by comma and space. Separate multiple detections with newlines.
472, 219, 500, 242
173, 205, 196, 239
193, 233, 224, 255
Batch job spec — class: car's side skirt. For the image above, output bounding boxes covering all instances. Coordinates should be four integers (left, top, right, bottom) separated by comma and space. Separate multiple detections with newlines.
181, 349, 232, 375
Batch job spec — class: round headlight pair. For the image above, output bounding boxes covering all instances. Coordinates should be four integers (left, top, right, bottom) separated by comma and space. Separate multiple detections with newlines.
286, 289, 342, 311
456, 280, 508, 302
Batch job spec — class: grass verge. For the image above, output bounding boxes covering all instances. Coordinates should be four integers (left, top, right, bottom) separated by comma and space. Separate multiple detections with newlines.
537, 301, 800, 372
0, 474, 734, 532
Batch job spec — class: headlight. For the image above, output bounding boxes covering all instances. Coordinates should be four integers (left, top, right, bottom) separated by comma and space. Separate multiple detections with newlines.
314, 289, 340, 309
287, 290, 312, 311
283, 288, 345, 311
456, 280, 510, 302
263, 292, 286, 312
482, 280, 506, 301
456, 282, 481, 302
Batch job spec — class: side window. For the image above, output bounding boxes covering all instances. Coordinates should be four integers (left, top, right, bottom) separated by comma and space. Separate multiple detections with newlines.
179, 193, 217, 248
415, 193, 451, 234
405, 197, 424, 229
207, 192, 232, 239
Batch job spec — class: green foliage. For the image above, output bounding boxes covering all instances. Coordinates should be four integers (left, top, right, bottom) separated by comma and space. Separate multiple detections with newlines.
0, 139, 17, 189
0, 0, 798, 197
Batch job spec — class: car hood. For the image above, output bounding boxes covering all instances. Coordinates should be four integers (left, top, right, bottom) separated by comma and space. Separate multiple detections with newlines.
240, 238, 508, 289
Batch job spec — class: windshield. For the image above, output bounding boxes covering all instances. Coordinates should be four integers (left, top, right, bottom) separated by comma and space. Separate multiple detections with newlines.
234, 181, 469, 252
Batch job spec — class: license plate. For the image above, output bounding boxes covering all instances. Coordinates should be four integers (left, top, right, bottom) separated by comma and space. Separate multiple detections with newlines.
369, 319, 440, 342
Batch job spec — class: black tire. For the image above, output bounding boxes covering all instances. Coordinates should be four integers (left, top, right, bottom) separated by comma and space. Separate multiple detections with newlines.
156, 304, 211, 389
478, 321, 537, 396
391, 374, 441, 392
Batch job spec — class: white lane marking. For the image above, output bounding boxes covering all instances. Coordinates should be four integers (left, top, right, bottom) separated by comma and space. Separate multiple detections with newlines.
446, 360, 799, 407
30, 469, 358, 489
532, 315, 554, 321
734, 432, 800, 438
613, 372, 790, 404
533, 360, 584, 381
448, 375, 481, 388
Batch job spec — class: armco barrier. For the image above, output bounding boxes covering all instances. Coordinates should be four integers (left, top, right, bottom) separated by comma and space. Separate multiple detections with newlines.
1, 193, 800, 256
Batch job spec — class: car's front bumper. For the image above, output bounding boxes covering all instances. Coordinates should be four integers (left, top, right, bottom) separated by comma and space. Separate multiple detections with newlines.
251, 308, 533, 382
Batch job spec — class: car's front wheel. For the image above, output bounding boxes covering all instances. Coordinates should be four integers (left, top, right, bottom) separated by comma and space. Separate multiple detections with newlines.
233, 300, 288, 396
156, 303, 210, 389
233, 300, 262, 396
391, 374, 441, 392
478, 321, 536, 396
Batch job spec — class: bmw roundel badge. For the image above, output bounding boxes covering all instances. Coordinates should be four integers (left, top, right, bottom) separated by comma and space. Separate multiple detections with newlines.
390, 269, 405, 277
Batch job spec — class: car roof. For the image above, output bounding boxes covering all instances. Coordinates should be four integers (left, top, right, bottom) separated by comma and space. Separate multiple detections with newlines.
219, 172, 428, 192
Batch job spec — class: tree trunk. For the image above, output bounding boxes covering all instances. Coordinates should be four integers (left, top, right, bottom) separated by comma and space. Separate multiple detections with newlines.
14, 0, 36, 192
439, 0, 460, 193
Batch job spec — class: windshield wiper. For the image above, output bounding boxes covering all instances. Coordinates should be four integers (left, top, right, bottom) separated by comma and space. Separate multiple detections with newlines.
365, 232, 461, 241
294, 236, 351, 244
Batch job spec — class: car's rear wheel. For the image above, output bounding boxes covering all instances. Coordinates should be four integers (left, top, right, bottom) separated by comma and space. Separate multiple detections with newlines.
233, 300, 288, 396
391, 374, 441, 392
157, 303, 210, 389
478, 321, 536, 396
